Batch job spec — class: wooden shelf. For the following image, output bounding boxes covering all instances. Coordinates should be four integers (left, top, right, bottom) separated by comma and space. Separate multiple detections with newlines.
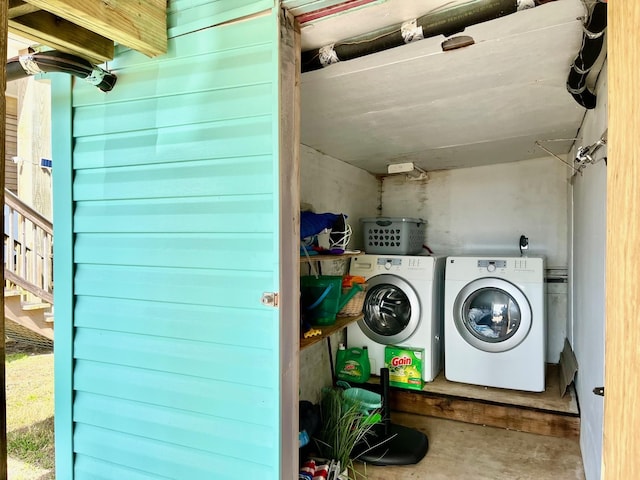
299, 252, 361, 264
300, 313, 364, 350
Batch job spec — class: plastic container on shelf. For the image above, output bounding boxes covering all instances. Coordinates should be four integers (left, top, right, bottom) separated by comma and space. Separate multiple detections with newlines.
360, 217, 426, 255
300, 276, 363, 325
339, 275, 367, 316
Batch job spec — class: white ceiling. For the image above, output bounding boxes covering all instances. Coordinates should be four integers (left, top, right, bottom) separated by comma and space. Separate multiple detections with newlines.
299, 0, 593, 174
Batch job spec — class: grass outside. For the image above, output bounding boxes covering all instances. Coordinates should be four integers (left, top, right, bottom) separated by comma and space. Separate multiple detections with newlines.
5, 341, 55, 480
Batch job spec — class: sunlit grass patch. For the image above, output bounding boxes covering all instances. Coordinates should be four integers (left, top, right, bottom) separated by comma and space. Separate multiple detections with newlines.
7, 417, 55, 470
6, 352, 27, 363
5, 344, 55, 477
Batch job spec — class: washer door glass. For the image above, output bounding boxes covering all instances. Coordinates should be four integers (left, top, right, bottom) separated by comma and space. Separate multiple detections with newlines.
357, 274, 420, 345
453, 278, 532, 353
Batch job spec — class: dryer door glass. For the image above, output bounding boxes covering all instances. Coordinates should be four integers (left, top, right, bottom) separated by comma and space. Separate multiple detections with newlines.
452, 277, 532, 353
462, 288, 521, 343
363, 284, 411, 337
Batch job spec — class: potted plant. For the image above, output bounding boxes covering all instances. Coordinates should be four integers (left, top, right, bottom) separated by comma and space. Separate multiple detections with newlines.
314, 387, 383, 480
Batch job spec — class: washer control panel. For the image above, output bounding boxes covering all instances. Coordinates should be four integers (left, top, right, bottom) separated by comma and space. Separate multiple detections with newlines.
478, 259, 507, 272
377, 258, 402, 266
350, 254, 437, 278
377, 257, 402, 270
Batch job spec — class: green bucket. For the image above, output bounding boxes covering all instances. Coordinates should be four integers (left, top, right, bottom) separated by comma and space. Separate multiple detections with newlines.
301, 276, 363, 326
342, 387, 383, 425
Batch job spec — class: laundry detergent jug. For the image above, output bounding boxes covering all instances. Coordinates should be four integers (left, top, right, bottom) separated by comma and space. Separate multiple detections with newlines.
336, 344, 371, 383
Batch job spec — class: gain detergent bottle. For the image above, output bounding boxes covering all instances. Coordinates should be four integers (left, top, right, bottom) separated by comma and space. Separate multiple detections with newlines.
336, 344, 371, 383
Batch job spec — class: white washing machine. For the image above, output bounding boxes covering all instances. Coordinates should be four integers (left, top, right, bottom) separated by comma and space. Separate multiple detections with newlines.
346, 254, 445, 382
444, 256, 546, 392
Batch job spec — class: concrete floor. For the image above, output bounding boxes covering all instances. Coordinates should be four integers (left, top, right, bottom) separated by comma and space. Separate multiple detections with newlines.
354, 413, 585, 480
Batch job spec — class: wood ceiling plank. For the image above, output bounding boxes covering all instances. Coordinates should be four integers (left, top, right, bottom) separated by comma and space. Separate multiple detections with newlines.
23, 0, 167, 58
8, 0, 40, 19
9, 11, 114, 63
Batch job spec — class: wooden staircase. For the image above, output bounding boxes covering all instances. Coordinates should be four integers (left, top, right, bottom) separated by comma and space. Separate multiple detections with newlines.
3, 188, 54, 345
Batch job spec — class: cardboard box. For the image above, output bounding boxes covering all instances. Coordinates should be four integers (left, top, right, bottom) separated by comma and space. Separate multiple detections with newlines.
385, 346, 424, 391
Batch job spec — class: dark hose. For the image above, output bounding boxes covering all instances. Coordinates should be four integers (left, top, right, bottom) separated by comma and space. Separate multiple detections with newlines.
302, 0, 519, 72
566, 1, 607, 109
6, 50, 117, 92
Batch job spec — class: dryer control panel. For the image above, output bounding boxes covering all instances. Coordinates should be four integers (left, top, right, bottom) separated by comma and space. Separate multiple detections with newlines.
446, 256, 544, 283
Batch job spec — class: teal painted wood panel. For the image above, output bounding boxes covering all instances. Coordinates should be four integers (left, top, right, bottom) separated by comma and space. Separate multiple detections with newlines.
75, 456, 169, 480
77, 45, 275, 107
74, 264, 272, 309
73, 14, 277, 104
74, 232, 275, 271
168, 0, 275, 38
53, 3, 285, 479
73, 117, 273, 169
73, 156, 274, 200
73, 328, 276, 387
72, 83, 274, 137
73, 196, 274, 233
73, 296, 274, 349
73, 423, 273, 479
73, 361, 275, 425
52, 74, 75, 480
73, 392, 275, 464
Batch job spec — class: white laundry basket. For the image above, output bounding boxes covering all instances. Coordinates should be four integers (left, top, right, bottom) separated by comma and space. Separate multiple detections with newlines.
361, 217, 426, 255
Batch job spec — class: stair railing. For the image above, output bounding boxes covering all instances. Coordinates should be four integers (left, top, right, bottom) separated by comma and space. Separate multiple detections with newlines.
4, 188, 53, 305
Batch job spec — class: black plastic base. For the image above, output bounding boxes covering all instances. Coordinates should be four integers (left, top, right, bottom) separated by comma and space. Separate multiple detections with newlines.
355, 423, 429, 466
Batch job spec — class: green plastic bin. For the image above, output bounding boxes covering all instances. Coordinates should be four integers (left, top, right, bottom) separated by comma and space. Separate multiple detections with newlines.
301, 276, 362, 326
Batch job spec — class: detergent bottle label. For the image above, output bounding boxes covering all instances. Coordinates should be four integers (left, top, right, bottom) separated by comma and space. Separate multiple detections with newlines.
339, 360, 362, 379
336, 347, 370, 383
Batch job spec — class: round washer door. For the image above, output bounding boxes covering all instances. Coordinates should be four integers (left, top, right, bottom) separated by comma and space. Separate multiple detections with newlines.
452, 277, 532, 353
356, 274, 421, 345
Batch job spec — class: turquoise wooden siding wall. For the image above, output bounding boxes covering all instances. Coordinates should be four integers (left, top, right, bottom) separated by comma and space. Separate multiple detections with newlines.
52, 2, 284, 478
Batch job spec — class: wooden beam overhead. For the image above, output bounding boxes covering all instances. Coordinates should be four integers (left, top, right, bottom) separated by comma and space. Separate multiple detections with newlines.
8, 0, 40, 19
9, 11, 114, 63
23, 0, 167, 58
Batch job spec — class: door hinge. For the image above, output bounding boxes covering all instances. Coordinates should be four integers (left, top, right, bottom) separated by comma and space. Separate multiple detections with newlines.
593, 387, 605, 397
261, 292, 279, 307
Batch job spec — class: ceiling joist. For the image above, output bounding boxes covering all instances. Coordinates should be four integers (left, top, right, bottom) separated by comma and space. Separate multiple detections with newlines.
9, 10, 113, 64
7, 0, 167, 64
8, 1, 39, 19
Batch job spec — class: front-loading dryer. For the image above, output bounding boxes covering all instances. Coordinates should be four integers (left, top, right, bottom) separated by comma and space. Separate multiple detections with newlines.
346, 254, 445, 382
444, 256, 546, 392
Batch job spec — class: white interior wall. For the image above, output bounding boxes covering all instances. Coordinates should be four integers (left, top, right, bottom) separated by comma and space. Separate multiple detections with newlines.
299, 145, 379, 403
300, 144, 380, 251
381, 158, 571, 363
571, 62, 607, 480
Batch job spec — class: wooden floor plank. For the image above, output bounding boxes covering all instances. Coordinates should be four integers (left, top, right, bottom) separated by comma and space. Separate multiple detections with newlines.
353, 414, 585, 480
